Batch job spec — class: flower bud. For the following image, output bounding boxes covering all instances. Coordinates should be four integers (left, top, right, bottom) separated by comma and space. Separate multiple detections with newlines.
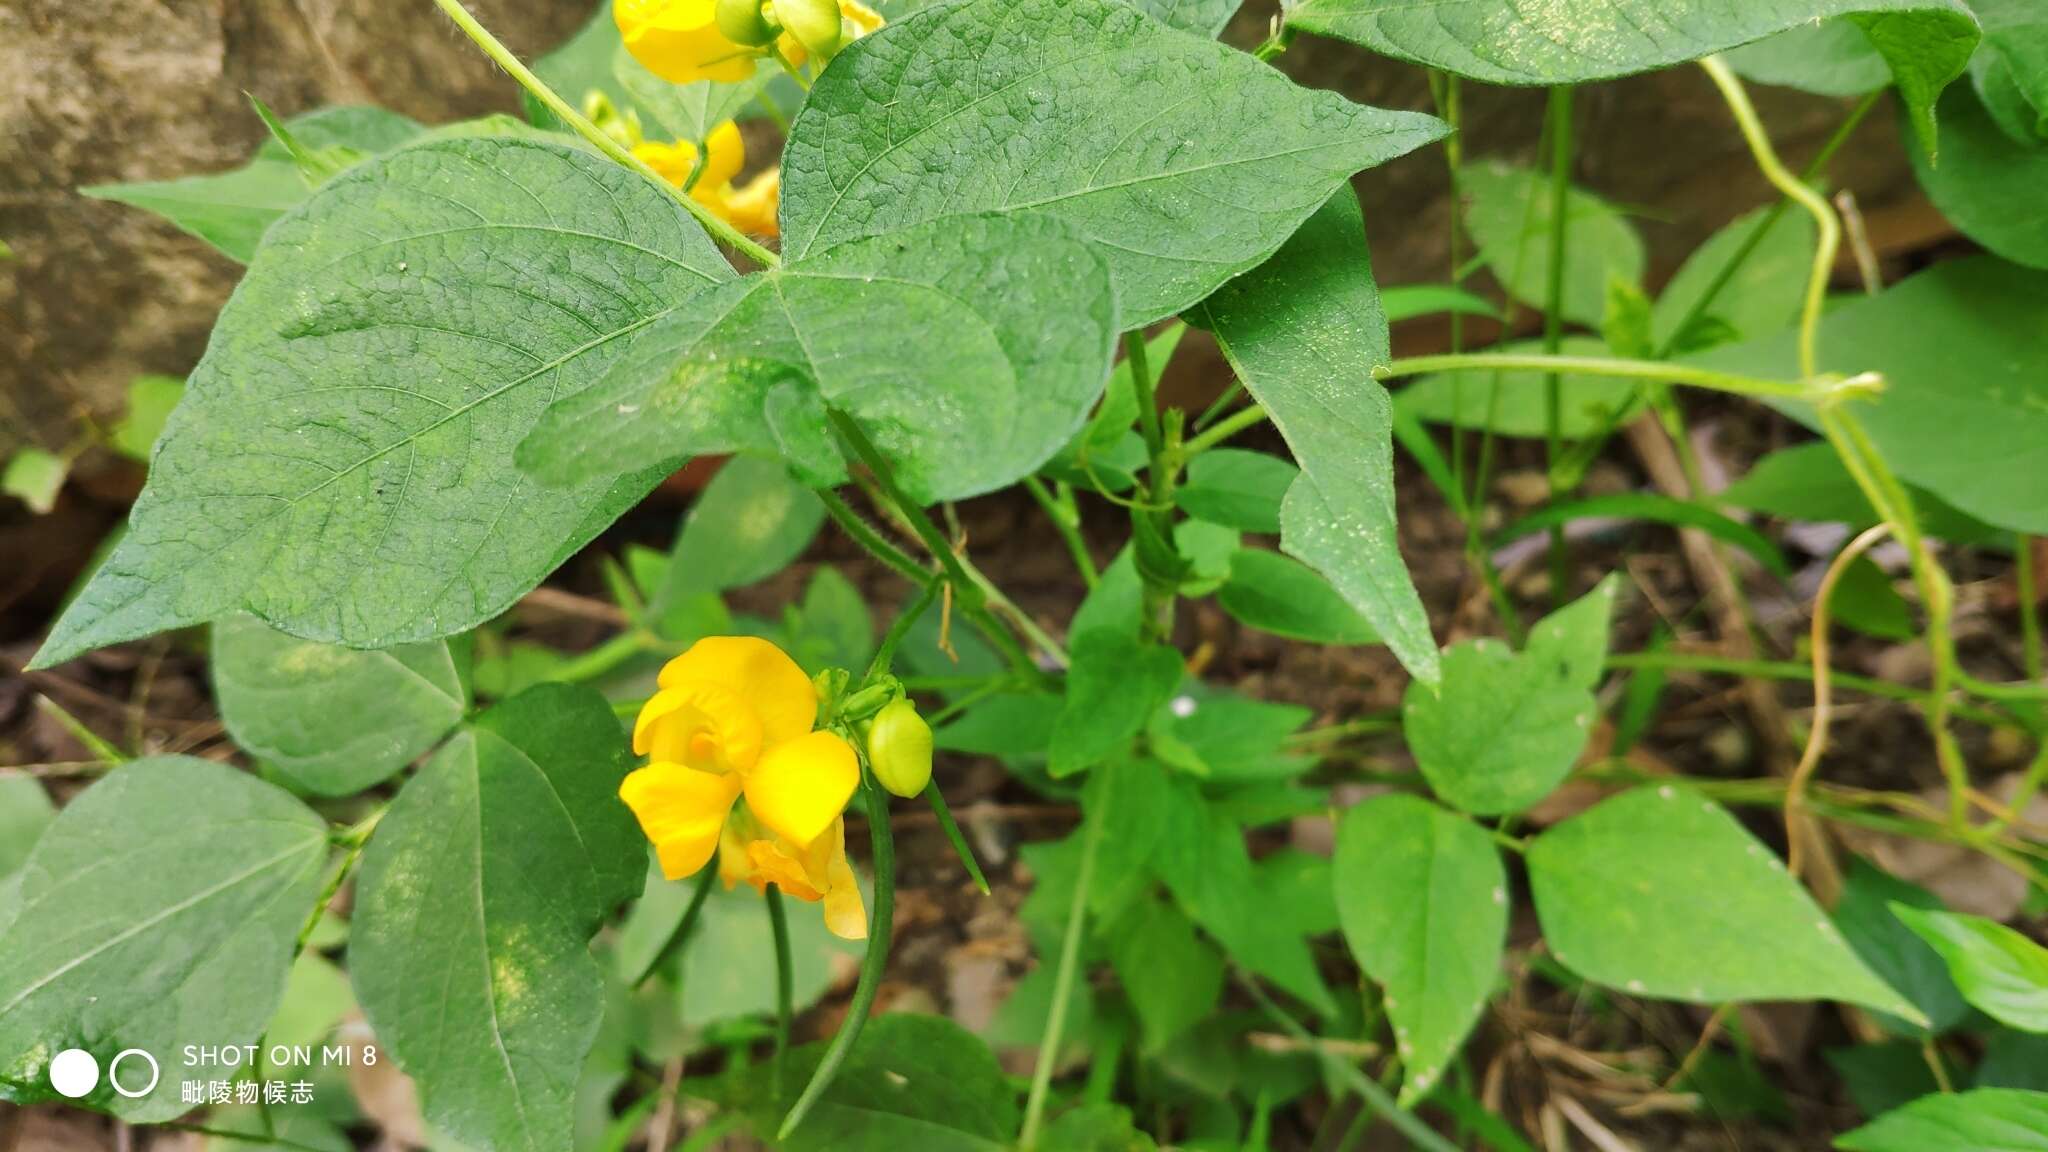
865, 698, 933, 798
716, 0, 778, 47
772, 0, 843, 61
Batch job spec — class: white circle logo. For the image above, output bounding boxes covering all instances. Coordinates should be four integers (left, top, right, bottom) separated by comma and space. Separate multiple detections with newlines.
109, 1049, 160, 1099
48, 1048, 99, 1098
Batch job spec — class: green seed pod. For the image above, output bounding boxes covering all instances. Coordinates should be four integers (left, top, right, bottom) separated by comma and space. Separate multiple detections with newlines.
716, 0, 779, 47
772, 0, 843, 60
865, 698, 933, 799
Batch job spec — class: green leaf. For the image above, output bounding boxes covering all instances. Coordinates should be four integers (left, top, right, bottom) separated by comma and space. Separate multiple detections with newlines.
212, 613, 466, 797
1458, 162, 1646, 327
1127, 0, 1244, 36
1153, 779, 1337, 1016
1254, 848, 1340, 937
1825, 1041, 1949, 1119
935, 693, 1063, 768
1527, 785, 1922, 1020
1717, 441, 2001, 546
1832, 860, 1970, 1034
2, 449, 65, 515
1835, 1087, 2048, 1151
1406, 638, 1592, 816
1283, 0, 1978, 156
1830, 555, 1915, 641
1652, 204, 1817, 350
36, 138, 733, 670
82, 106, 426, 262
1333, 794, 1506, 1105
1382, 283, 1502, 323
1050, 631, 1185, 777
351, 683, 643, 1152
1155, 689, 1313, 782
109, 374, 186, 462
785, 567, 875, 674
1494, 493, 1793, 581
655, 454, 824, 614
1041, 1105, 1159, 1151
1394, 335, 1646, 438
1892, 906, 2048, 1033
1196, 190, 1439, 684
616, 46, 775, 145
0, 777, 54, 881
1404, 579, 1616, 816
519, 213, 1116, 503
1217, 549, 1379, 646
1111, 894, 1227, 1053
1177, 449, 1297, 534
1911, 84, 2048, 270
778, 0, 1447, 325
0, 757, 327, 1120
746, 1014, 1019, 1150
1724, 19, 1896, 98
1699, 257, 2048, 535
1968, 0, 2048, 139
1981, 1029, 2048, 1090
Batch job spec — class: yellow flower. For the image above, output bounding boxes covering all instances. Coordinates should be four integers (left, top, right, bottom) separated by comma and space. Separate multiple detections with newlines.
716, 169, 780, 237
619, 636, 861, 911
615, 0, 759, 84
619, 0, 887, 85
719, 806, 868, 939
634, 121, 780, 238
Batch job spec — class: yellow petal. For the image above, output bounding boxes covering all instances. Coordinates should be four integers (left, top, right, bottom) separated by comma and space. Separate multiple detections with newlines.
818, 819, 869, 940
744, 730, 859, 847
657, 636, 816, 748
618, 762, 742, 880
746, 837, 827, 900
633, 680, 764, 773
696, 121, 747, 196
615, 0, 758, 84
840, 0, 885, 39
632, 140, 700, 188
714, 169, 780, 238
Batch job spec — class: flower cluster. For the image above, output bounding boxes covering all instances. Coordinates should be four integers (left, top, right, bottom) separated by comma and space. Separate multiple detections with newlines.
620, 637, 867, 938
614, 0, 883, 86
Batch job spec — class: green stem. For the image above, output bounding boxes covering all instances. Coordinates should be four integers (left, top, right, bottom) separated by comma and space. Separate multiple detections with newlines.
767, 885, 794, 1103
779, 776, 895, 1138
428, 0, 780, 269
1024, 475, 1099, 588
1124, 330, 1183, 645
1542, 85, 1575, 605
629, 861, 719, 989
554, 630, 654, 684
866, 580, 940, 683
1238, 973, 1463, 1152
1181, 403, 1270, 457
1376, 353, 1817, 399
1019, 779, 1107, 1149
829, 410, 1067, 669
1602, 650, 2021, 732
925, 782, 992, 894
1654, 89, 1880, 361
1698, 56, 1838, 383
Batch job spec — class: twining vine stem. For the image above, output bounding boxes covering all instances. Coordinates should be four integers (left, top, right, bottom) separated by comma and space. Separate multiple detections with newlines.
1786, 523, 1893, 882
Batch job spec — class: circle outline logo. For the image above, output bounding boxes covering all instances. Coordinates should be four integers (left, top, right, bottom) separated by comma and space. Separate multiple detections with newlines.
108, 1049, 160, 1098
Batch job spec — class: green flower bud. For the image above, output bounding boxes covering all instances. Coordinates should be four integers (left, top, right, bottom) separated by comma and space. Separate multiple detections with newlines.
865, 698, 933, 798
772, 0, 843, 60
716, 0, 779, 47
